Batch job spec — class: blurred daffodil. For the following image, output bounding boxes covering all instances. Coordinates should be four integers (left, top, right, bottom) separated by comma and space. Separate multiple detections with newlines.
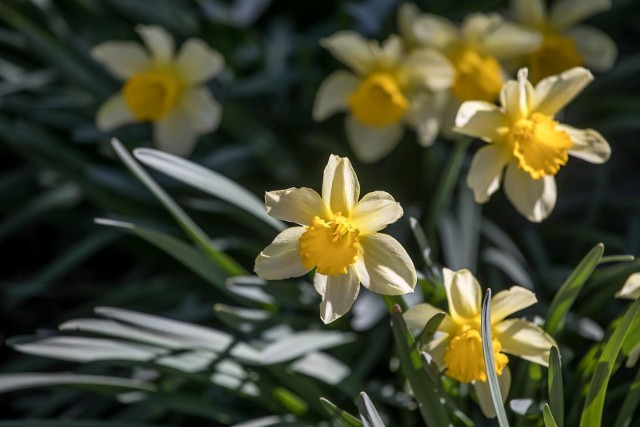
92, 25, 224, 156
398, 4, 541, 137
313, 31, 454, 162
511, 0, 617, 83
404, 268, 555, 417
455, 67, 610, 222
255, 155, 416, 323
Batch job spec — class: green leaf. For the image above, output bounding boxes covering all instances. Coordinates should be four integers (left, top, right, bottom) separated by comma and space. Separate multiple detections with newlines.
545, 243, 605, 336
417, 312, 445, 346
319, 397, 362, 427
133, 148, 284, 231
480, 289, 510, 427
260, 331, 355, 365
543, 404, 559, 427
390, 306, 451, 426
356, 392, 386, 427
580, 299, 640, 427
548, 346, 564, 427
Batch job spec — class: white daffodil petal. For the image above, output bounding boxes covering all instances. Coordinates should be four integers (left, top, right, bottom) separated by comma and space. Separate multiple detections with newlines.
312, 70, 360, 122
474, 366, 511, 418
314, 268, 360, 324
511, 0, 546, 28
254, 227, 309, 280
482, 23, 542, 59
550, 0, 611, 32
397, 2, 420, 45
460, 13, 503, 43
559, 124, 611, 164
91, 42, 150, 79
444, 268, 482, 320
569, 26, 617, 72
351, 191, 403, 233
501, 70, 534, 120
136, 25, 175, 64
345, 116, 404, 164
466, 145, 510, 204
504, 163, 556, 222
405, 90, 448, 147
265, 187, 325, 226
490, 286, 537, 323
615, 272, 640, 300
320, 31, 376, 75
96, 93, 136, 131
533, 67, 593, 116
403, 48, 454, 91
454, 101, 507, 142
176, 38, 224, 84
154, 108, 199, 157
403, 303, 446, 330
322, 154, 360, 215
180, 87, 222, 134
355, 233, 416, 295
494, 319, 556, 366
380, 35, 404, 66
412, 14, 459, 50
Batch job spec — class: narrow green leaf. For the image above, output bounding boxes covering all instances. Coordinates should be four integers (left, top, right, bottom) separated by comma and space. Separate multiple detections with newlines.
260, 331, 355, 365
548, 346, 564, 427
418, 312, 445, 346
545, 243, 605, 335
319, 397, 362, 427
543, 404, 559, 427
613, 365, 640, 427
480, 289, 510, 427
357, 392, 386, 427
390, 306, 451, 426
0, 373, 155, 394
580, 299, 640, 427
599, 255, 635, 264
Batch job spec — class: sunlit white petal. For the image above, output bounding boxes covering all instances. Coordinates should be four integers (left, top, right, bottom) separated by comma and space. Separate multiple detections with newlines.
254, 227, 309, 280
454, 101, 508, 142
467, 145, 510, 203
482, 23, 542, 59
312, 70, 360, 122
265, 187, 325, 226
443, 268, 482, 321
559, 124, 611, 164
533, 67, 593, 117
460, 13, 503, 43
350, 191, 403, 233
615, 272, 640, 300
503, 163, 557, 222
314, 268, 360, 324
490, 287, 537, 324
494, 319, 556, 366
322, 154, 360, 216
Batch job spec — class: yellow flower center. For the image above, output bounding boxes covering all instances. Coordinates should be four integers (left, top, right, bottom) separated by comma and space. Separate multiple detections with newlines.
443, 326, 509, 383
123, 69, 182, 122
449, 47, 503, 102
299, 214, 360, 276
507, 112, 573, 179
527, 32, 583, 84
347, 73, 409, 128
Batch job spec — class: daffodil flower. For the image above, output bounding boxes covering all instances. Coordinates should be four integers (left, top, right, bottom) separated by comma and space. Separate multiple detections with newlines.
511, 0, 617, 83
254, 155, 417, 323
616, 273, 640, 300
404, 268, 556, 417
455, 67, 610, 222
92, 25, 224, 156
398, 4, 541, 138
313, 31, 454, 162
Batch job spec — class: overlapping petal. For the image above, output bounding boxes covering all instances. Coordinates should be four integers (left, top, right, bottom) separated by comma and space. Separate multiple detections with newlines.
501, 69, 534, 120
265, 187, 326, 226
494, 319, 556, 366
503, 164, 557, 222
455, 101, 508, 143
511, 0, 546, 28
466, 145, 510, 203
312, 70, 360, 121
350, 191, 403, 233
402, 48, 454, 91
482, 23, 541, 59
560, 124, 611, 164
322, 154, 360, 215
254, 227, 309, 280
412, 14, 459, 49
136, 25, 175, 64
444, 268, 482, 321
314, 268, 360, 324
533, 67, 593, 116
490, 287, 537, 324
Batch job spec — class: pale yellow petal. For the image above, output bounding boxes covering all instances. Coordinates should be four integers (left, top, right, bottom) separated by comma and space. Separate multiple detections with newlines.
444, 268, 482, 321
153, 108, 199, 157
312, 70, 360, 122
402, 48, 454, 92
501, 68, 534, 120
511, 0, 546, 28
569, 26, 617, 72
322, 154, 360, 215
559, 124, 611, 164
176, 38, 224, 84
424, 334, 450, 370
454, 101, 508, 143
412, 14, 459, 50
474, 366, 511, 418
350, 191, 403, 233
615, 272, 640, 300
533, 67, 593, 117
404, 90, 448, 147
380, 35, 404, 66
354, 233, 416, 295
503, 163, 557, 222
179, 87, 221, 133
345, 116, 404, 164
265, 187, 325, 226
320, 31, 376, 75
466, 145, 510, 204
91, 42, 150, 79
494, 319, 556, 366
136, 25, 175, 64
550, 0, 611, 31
254, 227, 309, 280
397, 2, 421, 46
460, 13, 503, 43
490, 286, 537, 324
482, 23, 542, 59
96, 93, 135, 131
314, 268, 360, 324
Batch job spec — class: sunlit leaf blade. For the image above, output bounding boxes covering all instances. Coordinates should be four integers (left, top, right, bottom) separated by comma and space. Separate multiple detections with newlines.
580, 299, 640, 427
480, 289, 510, 427
134, 148, 284, 231
357, 392, 386, 427
0, 373, 155, 394
545, 244, 605, 336
319, 397, 362, 427
230, 415, 301, 427
289, 352, 350, 385
548, 346, 564, 427
260, 331, 355, 364
390, 306, 451, 426
543, 404, 559, 427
